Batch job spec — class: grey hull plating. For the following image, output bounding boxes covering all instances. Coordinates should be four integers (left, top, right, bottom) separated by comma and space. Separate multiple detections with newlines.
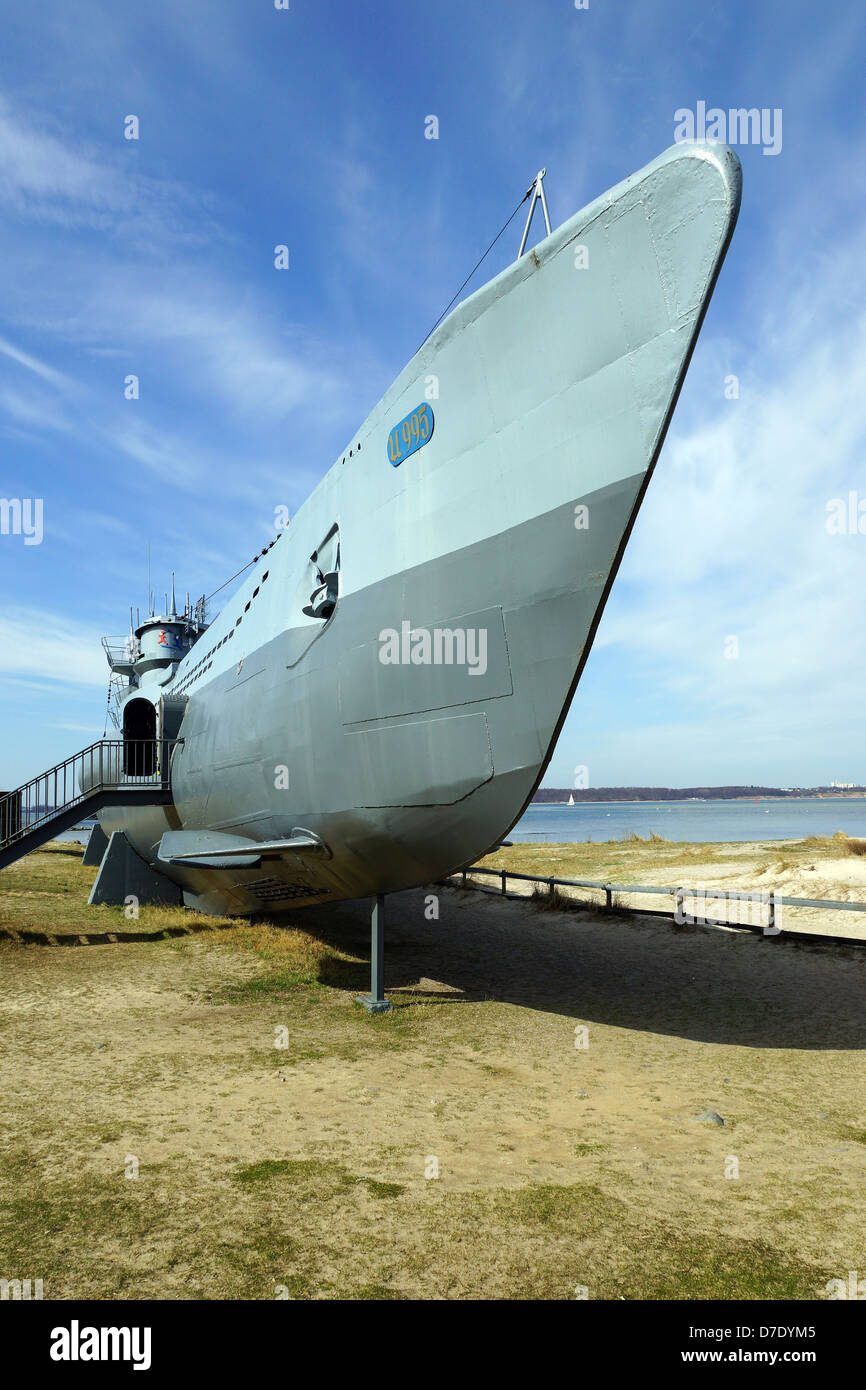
99, 142, 741, 915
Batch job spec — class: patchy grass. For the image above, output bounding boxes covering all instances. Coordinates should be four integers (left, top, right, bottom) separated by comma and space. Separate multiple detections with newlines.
231, 1158, 404, 1200
0, 1149, 828, 1301
0, 841, 236, 941
218, 926, 345, 999
2, 851, 865, 1300
233, 1158, 333, 1185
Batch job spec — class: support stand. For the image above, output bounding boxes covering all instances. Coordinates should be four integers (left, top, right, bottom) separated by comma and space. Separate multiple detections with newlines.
88, 830, 182, 907
355, 893, 392, 1013
82, 822, 109, 866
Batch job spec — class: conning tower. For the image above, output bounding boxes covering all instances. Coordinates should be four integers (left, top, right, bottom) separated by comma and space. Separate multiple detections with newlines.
101, 577, 208, 771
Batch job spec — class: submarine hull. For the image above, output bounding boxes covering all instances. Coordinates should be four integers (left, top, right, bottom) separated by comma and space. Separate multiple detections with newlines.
101, 142, 741, 914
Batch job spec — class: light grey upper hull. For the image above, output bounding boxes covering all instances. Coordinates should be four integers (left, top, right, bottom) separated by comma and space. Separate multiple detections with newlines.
99, 142, 741, 914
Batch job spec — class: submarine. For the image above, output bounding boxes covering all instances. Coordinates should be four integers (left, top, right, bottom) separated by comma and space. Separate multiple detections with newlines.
3, 141, 742, 924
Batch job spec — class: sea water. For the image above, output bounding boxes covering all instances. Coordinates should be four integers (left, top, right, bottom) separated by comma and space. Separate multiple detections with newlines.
511, 798, 866, 844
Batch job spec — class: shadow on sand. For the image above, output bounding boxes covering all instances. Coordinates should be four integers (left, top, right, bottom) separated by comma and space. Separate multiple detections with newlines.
285, 885, 866, 1052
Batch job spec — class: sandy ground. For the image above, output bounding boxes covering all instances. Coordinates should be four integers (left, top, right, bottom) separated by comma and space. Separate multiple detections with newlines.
1, 856, 866, 1298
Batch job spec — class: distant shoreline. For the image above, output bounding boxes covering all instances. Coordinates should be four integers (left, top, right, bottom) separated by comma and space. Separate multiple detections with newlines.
532, 789, 866, 804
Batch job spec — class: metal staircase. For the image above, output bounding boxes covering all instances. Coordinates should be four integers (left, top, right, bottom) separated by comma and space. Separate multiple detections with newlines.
0, 739, 180, 870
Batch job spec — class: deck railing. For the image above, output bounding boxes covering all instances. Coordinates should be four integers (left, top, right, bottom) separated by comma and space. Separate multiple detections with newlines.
0, 739, 181, 852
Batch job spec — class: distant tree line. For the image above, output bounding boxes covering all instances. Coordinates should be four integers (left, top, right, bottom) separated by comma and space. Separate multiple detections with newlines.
533, 786, 866, 803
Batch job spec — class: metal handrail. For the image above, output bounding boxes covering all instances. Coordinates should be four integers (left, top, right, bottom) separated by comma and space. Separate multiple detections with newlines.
451, 864, 866, 934
0, 739, 182, 850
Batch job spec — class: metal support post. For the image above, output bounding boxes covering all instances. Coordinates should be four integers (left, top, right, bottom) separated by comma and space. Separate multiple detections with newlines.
356, 893, 392, 1013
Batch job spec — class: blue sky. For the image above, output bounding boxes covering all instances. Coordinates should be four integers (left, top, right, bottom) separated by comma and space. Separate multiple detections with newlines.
0, 0, 864, 789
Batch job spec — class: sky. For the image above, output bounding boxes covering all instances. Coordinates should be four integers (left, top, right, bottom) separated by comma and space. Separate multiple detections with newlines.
0, 0, 864, 790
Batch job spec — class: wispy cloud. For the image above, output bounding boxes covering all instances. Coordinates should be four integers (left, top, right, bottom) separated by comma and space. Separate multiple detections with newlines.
0, 333, 71, 389
0, 95, 217, 248
0, 609, 107, 688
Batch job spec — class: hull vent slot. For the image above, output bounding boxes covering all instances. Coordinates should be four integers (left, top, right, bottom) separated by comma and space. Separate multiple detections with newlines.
247, 876, 329, 902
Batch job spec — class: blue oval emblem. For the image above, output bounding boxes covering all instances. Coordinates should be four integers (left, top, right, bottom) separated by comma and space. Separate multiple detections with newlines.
387, 402, 434, 467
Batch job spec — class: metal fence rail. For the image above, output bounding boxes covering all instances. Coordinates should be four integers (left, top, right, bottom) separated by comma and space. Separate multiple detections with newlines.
448, 865, 866, 944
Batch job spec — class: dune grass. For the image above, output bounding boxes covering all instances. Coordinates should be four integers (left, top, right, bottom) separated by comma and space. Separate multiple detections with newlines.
478, 830, 865, 883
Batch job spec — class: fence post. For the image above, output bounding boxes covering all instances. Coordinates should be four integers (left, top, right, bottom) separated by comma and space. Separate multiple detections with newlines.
675, 888, 684, 924
461, 869, 467, 887
767, 891, 775, 934
501, 871, 507, 895
605, 885, 612, 911
548, 877, 555, 897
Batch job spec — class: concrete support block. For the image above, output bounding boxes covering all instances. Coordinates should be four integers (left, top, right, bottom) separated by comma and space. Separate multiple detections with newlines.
82, 822, 110, 866
88, 831, 182, 908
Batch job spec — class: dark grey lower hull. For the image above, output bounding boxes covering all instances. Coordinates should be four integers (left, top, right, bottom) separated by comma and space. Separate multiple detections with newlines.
101, 471, 640, 911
